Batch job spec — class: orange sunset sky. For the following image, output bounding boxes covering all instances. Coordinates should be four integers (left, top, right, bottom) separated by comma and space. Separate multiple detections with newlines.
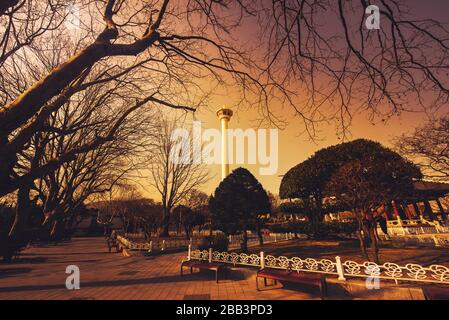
139, 0, 449, 199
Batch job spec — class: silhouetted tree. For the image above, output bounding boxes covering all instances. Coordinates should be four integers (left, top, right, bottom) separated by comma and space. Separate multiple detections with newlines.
321, 141, 421, 263
149, 118, 209, 237
182, 189, 209, 235
2, 0, 449, 200
280, 154, 333, 238
173, 205, 201, 240
209, 168, 270, 251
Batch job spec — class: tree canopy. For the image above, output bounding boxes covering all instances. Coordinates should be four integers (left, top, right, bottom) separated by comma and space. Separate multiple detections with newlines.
209, 167, 270, 250
280, 139, 422, 200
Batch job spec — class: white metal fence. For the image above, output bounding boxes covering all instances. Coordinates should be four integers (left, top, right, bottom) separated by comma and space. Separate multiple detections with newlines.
378, 234, 449, 247
117, 232, 297, 252
188, 247, 449, 285
117, 235, 195, 252
382, 225, 449, 236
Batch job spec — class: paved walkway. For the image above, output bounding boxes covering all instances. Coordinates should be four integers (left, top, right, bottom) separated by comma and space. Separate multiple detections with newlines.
0, 237, 427, 300
0, 237, 322, 300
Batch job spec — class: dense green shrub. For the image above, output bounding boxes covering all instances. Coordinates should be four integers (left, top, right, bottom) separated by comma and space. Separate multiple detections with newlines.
198, 233, 230, 252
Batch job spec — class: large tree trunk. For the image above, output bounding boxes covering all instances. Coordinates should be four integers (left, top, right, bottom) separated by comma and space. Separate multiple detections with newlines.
256, 219, 264, 246
369, 225, 380, 264
4, 185, 31, 261
0, 137, 17, 195
50, 220, 60, 240
8, 185, 31, 240
103, 224, 110, 237
354, 210, 369, 261
0, 1, 170, 199
159, 207, 170, 237
356, 229, 369, 261
184, 224, 191, 240
240, 228, 248, 252
312, 195, 323, 239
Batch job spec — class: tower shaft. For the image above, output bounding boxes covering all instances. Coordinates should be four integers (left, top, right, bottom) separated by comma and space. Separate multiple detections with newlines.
216, 108, 233, 181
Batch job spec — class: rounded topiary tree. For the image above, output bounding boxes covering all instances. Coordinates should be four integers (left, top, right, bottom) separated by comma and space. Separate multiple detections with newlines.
280, 139, 422, 262
209, 167, 270, 252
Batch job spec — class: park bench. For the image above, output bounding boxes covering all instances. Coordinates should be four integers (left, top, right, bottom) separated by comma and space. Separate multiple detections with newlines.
256, 268, 327, 299
180, 260, 226, 283
422, 286, 449, 300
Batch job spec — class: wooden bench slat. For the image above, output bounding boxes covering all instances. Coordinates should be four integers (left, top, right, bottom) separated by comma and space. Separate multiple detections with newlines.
256, 268, 327, 299
258, 269, 322, 283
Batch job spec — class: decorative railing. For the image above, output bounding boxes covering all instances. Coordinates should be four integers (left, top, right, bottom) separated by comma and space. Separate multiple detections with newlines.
188, 247, 449, 285
384, 225, 449, 236
383, 218, 449, 236
379, 234, 449, 247
116, 232, 296, 252
116, 235, 195, 252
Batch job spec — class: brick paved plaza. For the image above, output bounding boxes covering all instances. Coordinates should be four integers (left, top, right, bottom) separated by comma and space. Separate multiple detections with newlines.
0, 237, 430, 300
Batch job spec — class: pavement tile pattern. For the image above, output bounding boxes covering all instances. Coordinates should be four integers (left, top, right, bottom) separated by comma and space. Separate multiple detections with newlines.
0, 237, 426, 300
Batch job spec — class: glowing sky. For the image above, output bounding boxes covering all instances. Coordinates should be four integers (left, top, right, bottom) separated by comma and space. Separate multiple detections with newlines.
141, 0, 449, 199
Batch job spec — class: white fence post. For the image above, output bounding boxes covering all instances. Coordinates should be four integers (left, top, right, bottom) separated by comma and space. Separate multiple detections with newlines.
260, 251, 265, 269
188, 244, 191, 260
161, 240, 166, 251
208, 248, 213, 263
274, 234, 277, 242
335, 256, 346, 281
148, 241, 153, 253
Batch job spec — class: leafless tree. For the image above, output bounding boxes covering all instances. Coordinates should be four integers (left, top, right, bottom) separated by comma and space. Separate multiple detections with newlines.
182, 189, 209, 211
95, 185, 140, 235
1, 1, 449, 239
95, 185, 162, 238
179, 188, 209, 236
0, 0, 228, 198
394, 116, 449, 182
1, 0, 448, 201
256, 0, 449, 138
7, 57, 159, 238
149, 117, 210, 237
